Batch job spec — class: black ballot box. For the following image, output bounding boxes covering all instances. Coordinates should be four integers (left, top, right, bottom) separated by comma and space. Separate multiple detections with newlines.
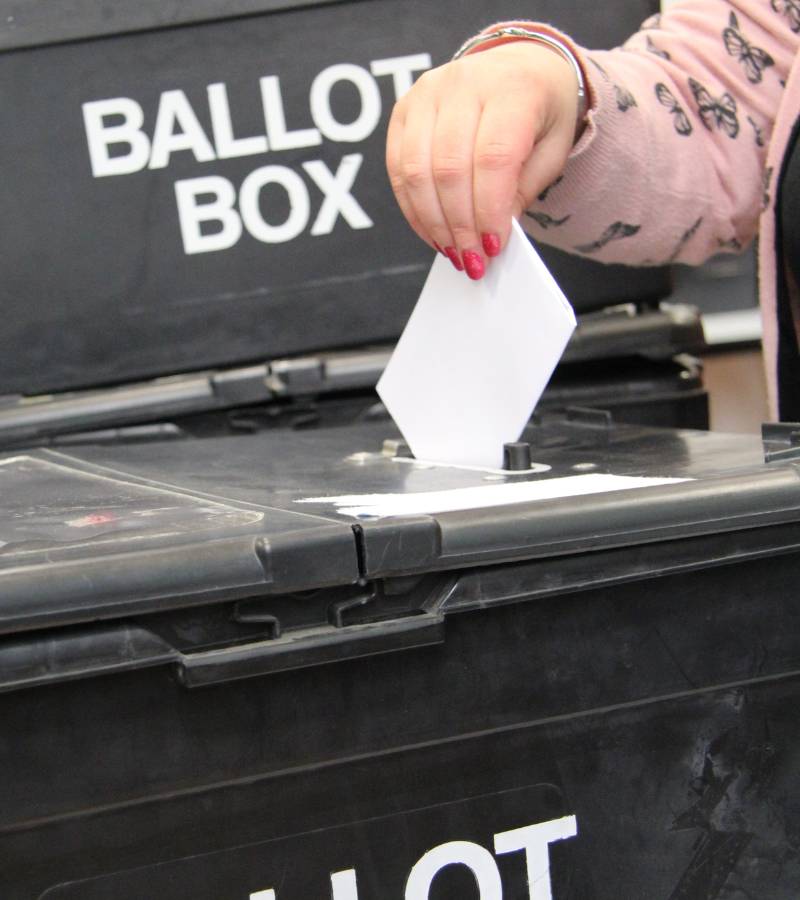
0, 0, 709, 442
1, 418, 800, 898
0, 4, 777, 897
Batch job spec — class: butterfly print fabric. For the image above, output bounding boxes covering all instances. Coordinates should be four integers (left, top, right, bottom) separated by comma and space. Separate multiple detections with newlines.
688, 77, 740, 137
537, 176, 564, 203
723, 12, 775, 82
614, 84, 638, 111
667, 217, 703, 263
655, 83, 693, 135
575, 222, 641, 254
646, 35, 671, 60
587, 57, 610, 81
747, 115, 766, 146
504, 0, 799, 414
771, 0, 800, 33
763, 167, 774, 209
527, 211, 571, 229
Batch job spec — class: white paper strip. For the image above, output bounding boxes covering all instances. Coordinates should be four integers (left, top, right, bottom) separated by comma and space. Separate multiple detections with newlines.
298, 473, 689, 519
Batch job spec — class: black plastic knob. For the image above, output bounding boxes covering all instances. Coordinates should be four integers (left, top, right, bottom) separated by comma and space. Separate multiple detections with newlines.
503, 442, 532, 471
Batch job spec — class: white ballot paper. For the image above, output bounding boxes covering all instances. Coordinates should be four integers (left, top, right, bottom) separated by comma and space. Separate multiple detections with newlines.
377, 220, 577, 469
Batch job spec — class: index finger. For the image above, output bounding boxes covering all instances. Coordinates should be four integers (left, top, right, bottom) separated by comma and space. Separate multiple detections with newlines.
386, 99, 436, 249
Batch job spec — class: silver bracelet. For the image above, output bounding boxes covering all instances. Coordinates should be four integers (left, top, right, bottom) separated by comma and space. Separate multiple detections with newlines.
453, 27, 587, 133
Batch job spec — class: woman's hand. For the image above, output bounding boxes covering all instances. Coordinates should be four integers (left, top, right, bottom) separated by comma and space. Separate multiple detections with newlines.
386, 41, 580, 279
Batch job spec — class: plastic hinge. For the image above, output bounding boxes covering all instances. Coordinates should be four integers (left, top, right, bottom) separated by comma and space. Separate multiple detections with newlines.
266, 358, 325, 396
323, 348, 391, 391
211, 365, 271, 405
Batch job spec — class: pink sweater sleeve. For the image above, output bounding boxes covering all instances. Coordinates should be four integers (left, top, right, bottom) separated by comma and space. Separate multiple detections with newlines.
497, 1, 799, 265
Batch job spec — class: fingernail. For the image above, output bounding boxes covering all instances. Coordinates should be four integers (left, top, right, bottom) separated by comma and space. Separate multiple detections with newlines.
444, 246, 464, 271
482, 232, 501, 257
462, 250, 485, 280
433, 241, 446, 256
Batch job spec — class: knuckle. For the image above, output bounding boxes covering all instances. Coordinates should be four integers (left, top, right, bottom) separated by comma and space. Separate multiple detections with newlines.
417, 64, 449, 89
400, 158, 431, 189
449, 222, 475, 243
388, 172, 406, 195
432, 154, 469, 186
475, 142, 519, 173
414, 68, 436, 91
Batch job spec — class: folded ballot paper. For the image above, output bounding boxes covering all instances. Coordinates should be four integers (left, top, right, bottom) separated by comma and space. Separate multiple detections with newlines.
377, 220, 577, 469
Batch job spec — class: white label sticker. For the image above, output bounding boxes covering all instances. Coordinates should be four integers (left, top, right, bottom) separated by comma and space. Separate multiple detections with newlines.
297, 473, 690, 518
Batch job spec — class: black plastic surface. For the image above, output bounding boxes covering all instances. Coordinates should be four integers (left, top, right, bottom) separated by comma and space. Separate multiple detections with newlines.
0, 304, 706, 447
0, 0, 353, 50
0, 448, 362, 634
0, 420, 798, 897
2, 549, 799, 898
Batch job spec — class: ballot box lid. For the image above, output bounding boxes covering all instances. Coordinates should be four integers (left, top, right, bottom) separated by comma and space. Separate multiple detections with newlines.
0, 418, 798, 693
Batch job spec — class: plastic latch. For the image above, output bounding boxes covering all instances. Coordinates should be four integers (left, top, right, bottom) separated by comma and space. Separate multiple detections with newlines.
762, 422, 800, 463
232, 600, 282, 638
328, 591, 375, 628
177, 612, 445, 686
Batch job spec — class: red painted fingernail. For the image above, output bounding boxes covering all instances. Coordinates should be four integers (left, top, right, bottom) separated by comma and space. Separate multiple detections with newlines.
462, 250, 485, 280
482, 232, 501, 257
444, 246, 464, 271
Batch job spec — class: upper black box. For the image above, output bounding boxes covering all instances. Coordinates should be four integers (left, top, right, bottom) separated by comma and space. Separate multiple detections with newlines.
0, 0, 666, 395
